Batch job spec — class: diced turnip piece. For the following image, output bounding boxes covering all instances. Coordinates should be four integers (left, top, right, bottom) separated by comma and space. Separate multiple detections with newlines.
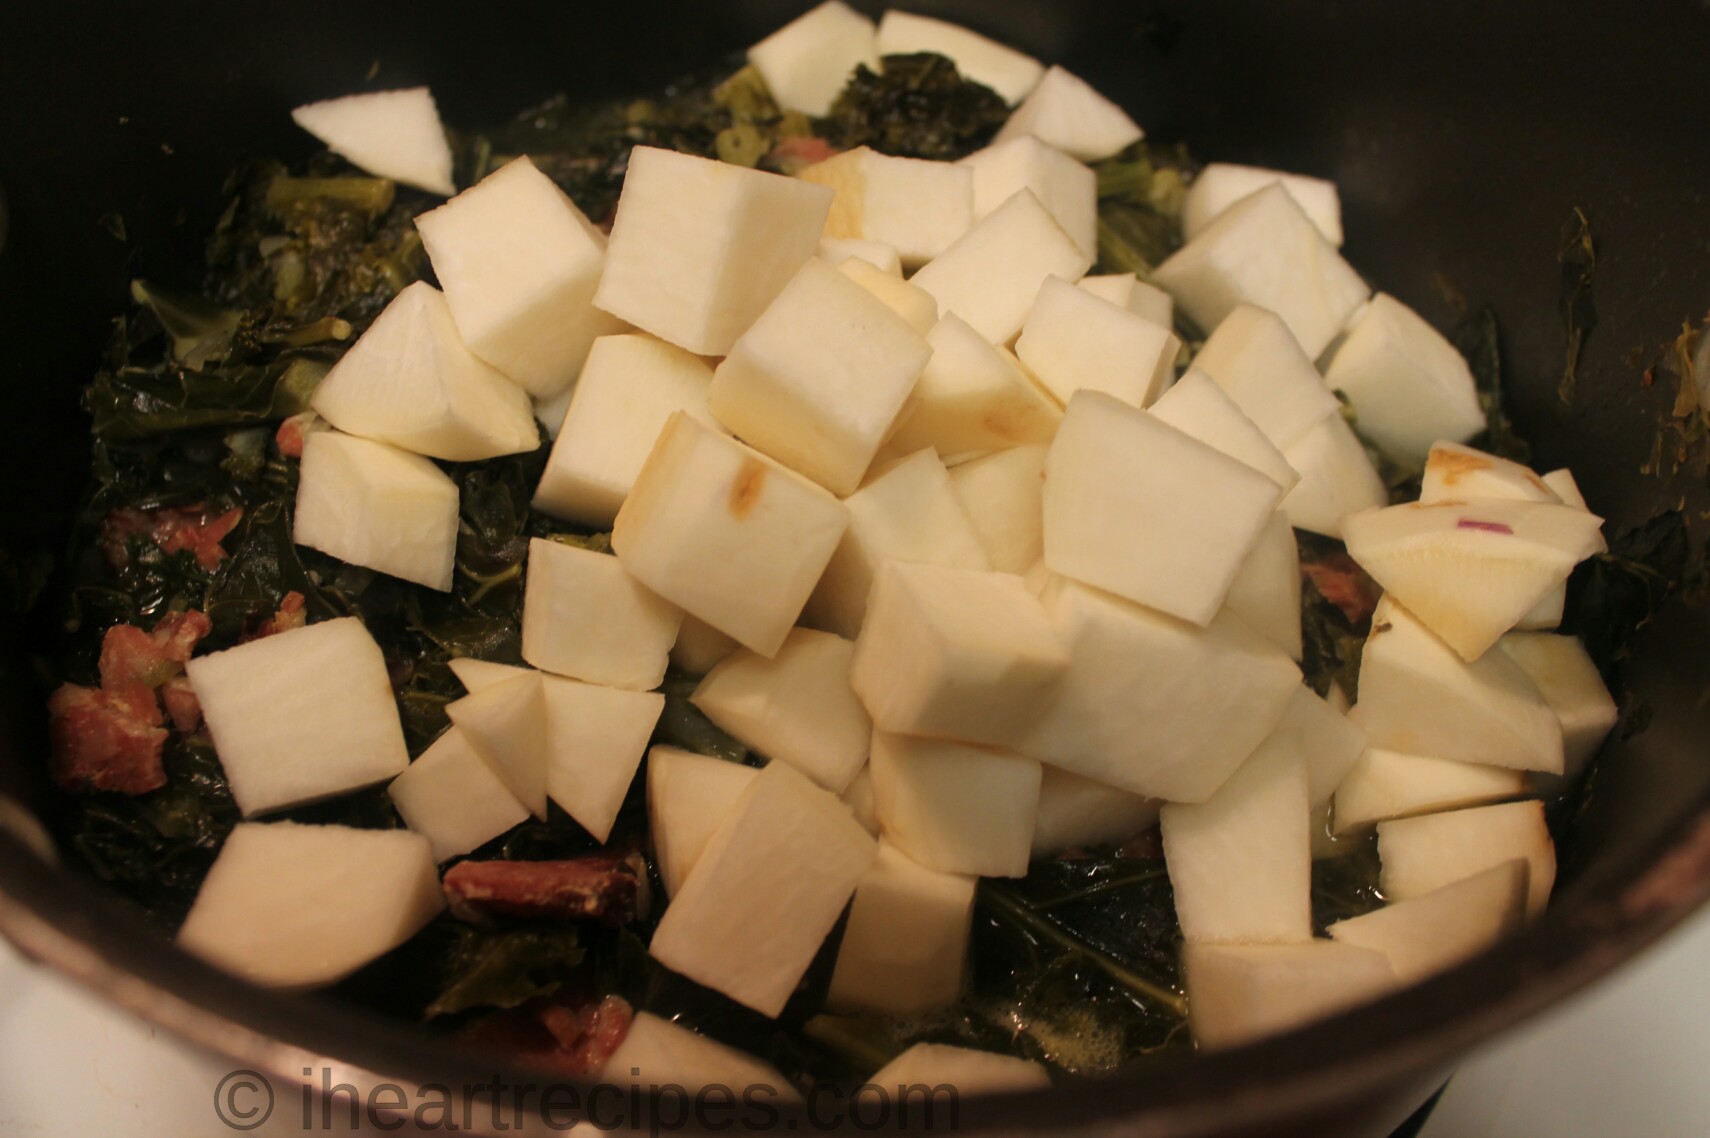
178, 822, 442, 987
843, 765, 880, 836
960, 137, 1097, 258
1021, 580, 1301, 803
1183, 941, 1398, 1049
388, 727, 530, 862
613, 413, 849, 657
1183, 163, 1343, 246
948, 443, 1048, 573
1149, 369, 1300, 492
646, 745, 760, 897
594, 147, 833, 356
539, 678, 664, 843
1542, 468, 1588, 508
290, 87, 454, 195
1191, 304, 1343, 452
993, 65, 1143, 162
886, 315, 1059, 460
1498, 632, 1619, 782
708, 258, 930, 495
818, 237, 903, 275
1152, 184, 1370, 358
415, 156, 624, 397
294, 431, 459, 591
871, 1043, 1051, 1095
1016, 276, 1180, 408
1419, 441, 1562, 506
649, 761, 877, 1016
309, 282, 537, 461
1378, 799, 1556, 918
800, 147, 974, 268
806, 449, 989, 637
446, 671, 549, 819
826, 840, 977, 1015
1332, 741, 1527, 835
1328, 861, 1529, 984
531, 334, 716, 527
1253, 685, 1369, 809
837, 256, 939, 334
187, 617, 410, 817
601, 1012, 800, 1101
1224, 510, 1304, 660
1161, 744, 1313, 944
692, 628, 871, 792
747, 0, 878, 117
850, 561, 1068, 745
1278, 411, 1389, 539
670, 615, 740, 676
1043, 391, 1283, 625
1323, 294, 1486, 468
874, 11, 1045, 104
533, 384, 574, 441
868, 732, 1041, 877
446, 657, 527, 693
1343, 500, 1606, 661
1031, 766, 1160, 857
1077, 272, 1174, 327
1357, 599, 1564, 773
522, 539, 682, 691
911, 190, 1092, 345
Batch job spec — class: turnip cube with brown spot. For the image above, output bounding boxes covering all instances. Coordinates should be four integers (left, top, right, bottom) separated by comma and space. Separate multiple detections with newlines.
522, 538, 682, 692
613, 413, 849, 657
707, 258, 931, 496
850, 561, 1068, 746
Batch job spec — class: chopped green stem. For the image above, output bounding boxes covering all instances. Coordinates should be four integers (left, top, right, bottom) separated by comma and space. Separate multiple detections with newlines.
1029, 868, 1169, 911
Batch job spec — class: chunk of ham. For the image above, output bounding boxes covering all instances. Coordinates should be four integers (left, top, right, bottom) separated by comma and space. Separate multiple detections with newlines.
252, 591, 308, 640
458, 995, 633, 1077
1301, 548, 1381, 627
101, 504, 244, 573
47, 683, 168, 794
443, 855, 645, 926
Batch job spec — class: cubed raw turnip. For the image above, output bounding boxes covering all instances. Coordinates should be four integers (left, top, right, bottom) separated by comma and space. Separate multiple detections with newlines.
290, 88, 454, 195
177, 822, 442, 988
1342, 499, 1606, 661
910, 189, 1092, 345
522, 538, 682, 691
806, 448, 989, 637
1152, 184, 1370, 358
800, 147, 974, 267
1031, 766, 1160, 857
446, 657, 527, 692
1161, 744, 1313, 944
1498, 632, 1619, 782
1016, 276, 1180, 408
1190, 304, 1343, 452
868, 731, 1042, 878
1183, 163, 1343, 246
949, 443, 1049, 573
1328, 861, 1529, 984
1224, 510, 1304, 660
1278, 411, 1389, 539
531, 334, 717, 528
1332, 740, 1527, 835
415, 156, 625, 397
1148, 369, 1300, 492
186, 617, 409, 817
1419, 441, 1562, 506
885, 314, 1060, 460
1378, 799, 1556, 918
850, 561, 1068, 745
747, 0, 878, 117
533, 385, 574, 440
1042, 391, 1283, 626
837, 256, 939, 334
593, 147, 833, 356
1254, 684, 1368, 809
613, 413, 849, 657
1356, 599, 1564, 773
1542, 468, 1588, 508
708, 257, 931, 496
670, 615, 740, 676
870, 1043, 1052, 1095
826, 840, 976, 1015
445, 671, 549, 819
646, 745, 760, 897
691, 628, 871, 792
874, 11, 1044, 104
817, 237, 903, 276
293, 430, 459, 591
1077, 272, 1174, 327
600, 1012, 800, 1101
1323, 294, 1487, 468
993, 65, 1144, 161
648, 760, 877, 1016
843, 765, 880, 836
1182, 941, 1397, 1050
309, 281, 538, 461
1022, 580, 1301, 802
960, 137, 1098, 258
388, 727, 530, 862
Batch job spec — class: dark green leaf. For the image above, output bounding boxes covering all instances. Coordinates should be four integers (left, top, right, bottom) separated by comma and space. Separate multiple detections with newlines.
426, 925, 587, 1019
824, 54, 1008, 161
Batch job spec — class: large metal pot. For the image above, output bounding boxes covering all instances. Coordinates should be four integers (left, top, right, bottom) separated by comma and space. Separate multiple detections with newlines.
2, 2, 1708, 1134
